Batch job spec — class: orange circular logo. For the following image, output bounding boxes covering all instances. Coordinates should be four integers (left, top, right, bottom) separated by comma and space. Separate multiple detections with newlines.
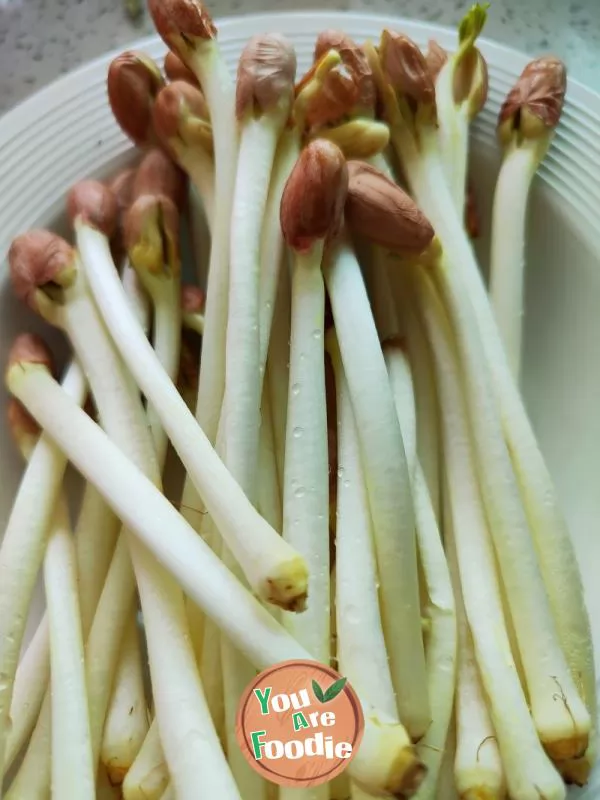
236, 660, 364, 788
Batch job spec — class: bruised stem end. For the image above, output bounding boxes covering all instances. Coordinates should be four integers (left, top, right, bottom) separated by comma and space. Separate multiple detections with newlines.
542, 732, 589, 762
386, 746, 427, 798
262, 557, 309, 613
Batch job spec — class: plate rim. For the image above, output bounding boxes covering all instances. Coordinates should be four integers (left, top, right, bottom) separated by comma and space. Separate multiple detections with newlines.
1, 8, 600, 146
0, 12, 599, 796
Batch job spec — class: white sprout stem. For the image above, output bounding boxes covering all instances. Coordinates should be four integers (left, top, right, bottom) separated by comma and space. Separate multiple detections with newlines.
429, 252, 591, 754
189, 41, 238, 445
384, 342, 417, 474
144, 275, 182, 469
385, 343, 456, 798
361, 155, 400, 340
465, 128, 596, 742
122, 718, 169, 800
220, 605, 267, 800
323, 234, 429, 739
67, 471, 141, 794
218, 452, 267, 796
102, 647, 146, 780
226, 112, 285, 506
503, 380, 598, 756
365, 246, 400, 343
178, 471, 204, 539
75, 483, 122, 634
187, 184, 211, 292
258, 127, 301, 371
411, 268, 566, 799
436, 724, 459, 800
390, 272, 441, 521
434, 60, 470, 212
48, 280, 151, 775
408, 324, 442, 524
58, 273, 239, 800
396, 122, 592, 751
267, 249, 292, 492
76, 223, 306, 606
199, 595, 225, 740
411, 487, 455, 797
178, 468, 218, 699
122, 259, 152, 338
442, 476, 506, 799
0, 358, 85, 786
7, 362, 305, 663
489, 140, 540, 380
120, 259, 154, 441
101, 615, 149, 785
384, 320, 432, 641
86, 484, 139, 784
6, 392, 94, 792
5, 692, 51, 799
159, 785, 175, 800
177, 396, 220, 553
6, 479, 121, 772
8, 363, 425, 799
282, 243, 330, 664
397, 125, 541, 442
198, 417, 226, 744
212, 405, 268, 800
44, 493, 95, 798
199, 396, 274, 774
329, 333, 397, 720
186, 593, 205, 667
258, 384, 283, 531
85, 537, 137, 763
57, 270, 160, 479
362, 154, 401, 342
4, 615, 48, 772
177, 165, 216, 566
498, 546, 528, 690
178, 146, 215, 233
386, 343, 455, 783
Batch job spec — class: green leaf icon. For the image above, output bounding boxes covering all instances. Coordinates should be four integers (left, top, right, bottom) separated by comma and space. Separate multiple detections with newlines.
323, 677, 347, 703
312, 679, 326, 703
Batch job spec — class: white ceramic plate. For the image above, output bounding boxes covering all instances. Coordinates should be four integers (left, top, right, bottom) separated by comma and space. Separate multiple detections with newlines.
1, 11, 599, 795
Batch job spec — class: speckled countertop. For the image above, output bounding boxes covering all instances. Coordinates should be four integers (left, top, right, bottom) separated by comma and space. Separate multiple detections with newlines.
0, 0, 599, 112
